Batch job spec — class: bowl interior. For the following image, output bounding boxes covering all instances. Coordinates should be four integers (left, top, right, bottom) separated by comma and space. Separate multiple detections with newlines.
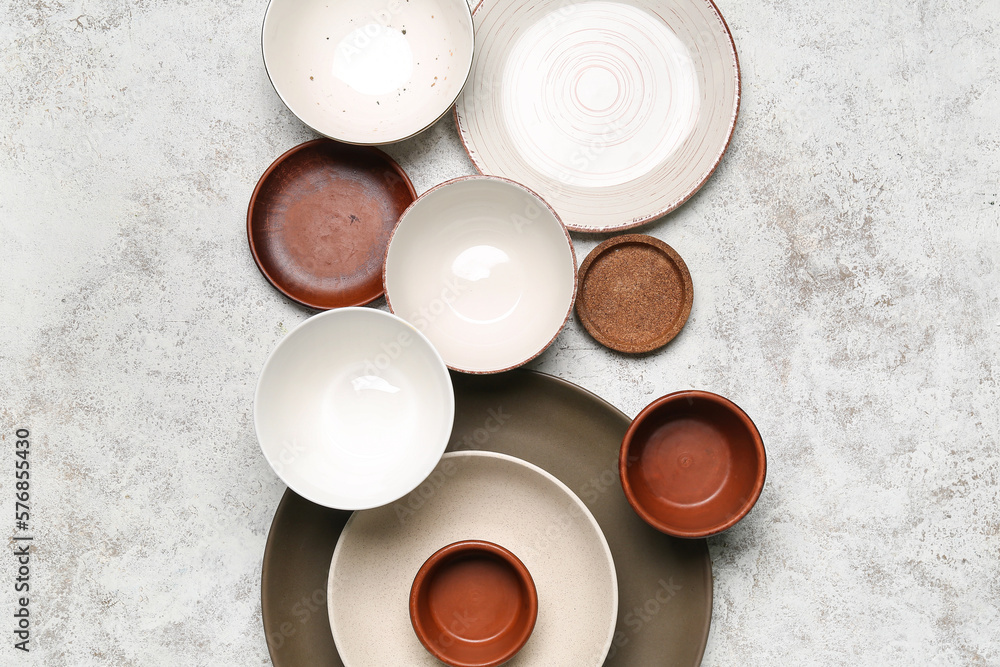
263, 0, 474, 144
255, 308, 454, 509
622, 394, 764, 535
248, 140, 415, 309
411, 541, 537, 667
385, 178, 576, 373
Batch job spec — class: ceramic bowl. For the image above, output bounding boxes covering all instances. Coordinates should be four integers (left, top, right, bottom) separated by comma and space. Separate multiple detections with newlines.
247, 139, 416, 310
254, 307, 454, 510
410, 540, 538, 667
262, 0, 474, 145
620, 391, 766, 537
384, 176, 577, 374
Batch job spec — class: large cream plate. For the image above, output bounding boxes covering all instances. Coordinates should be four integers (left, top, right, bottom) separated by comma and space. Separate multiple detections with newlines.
455, 0, 740, 232
327, 451, 619, 666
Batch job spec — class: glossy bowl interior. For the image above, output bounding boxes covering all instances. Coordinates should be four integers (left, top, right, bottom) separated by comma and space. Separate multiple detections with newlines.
255, 308, 454, 509
620, 391, 765, 538
262, 0, 474, 144
410, 540, 538, 667
384, 177, 576, 374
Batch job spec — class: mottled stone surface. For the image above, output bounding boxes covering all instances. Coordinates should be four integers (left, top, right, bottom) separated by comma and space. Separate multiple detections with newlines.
0, 0, 997, 664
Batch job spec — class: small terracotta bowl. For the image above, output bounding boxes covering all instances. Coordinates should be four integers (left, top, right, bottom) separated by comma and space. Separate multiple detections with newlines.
410, 540, 538, 667
620, 391, 766, 538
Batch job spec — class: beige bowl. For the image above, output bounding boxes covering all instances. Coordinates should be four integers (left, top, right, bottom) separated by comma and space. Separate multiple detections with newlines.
263, 0, 474, 145
384, 177, 576, 374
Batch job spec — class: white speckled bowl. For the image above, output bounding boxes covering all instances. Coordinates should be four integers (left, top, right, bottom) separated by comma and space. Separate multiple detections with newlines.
327, 451, 619, 666
254, 308, 454, 510
383, 177, 577, 374
262, 0, 475, 144
455, 0, 740, 231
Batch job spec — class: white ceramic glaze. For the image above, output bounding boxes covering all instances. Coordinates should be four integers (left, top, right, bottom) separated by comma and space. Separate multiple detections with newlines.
254, 308, 454, 510
262, 0, 474, 144
455, 0, 740, 231
384, 177, 576, 374
327, 451, 619, 666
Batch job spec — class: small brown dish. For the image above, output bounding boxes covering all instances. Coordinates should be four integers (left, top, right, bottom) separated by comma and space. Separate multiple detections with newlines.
409, 540, 538, 667
620, 391, 766, 538
247, 138, 416, 310
576, 235, 693, 354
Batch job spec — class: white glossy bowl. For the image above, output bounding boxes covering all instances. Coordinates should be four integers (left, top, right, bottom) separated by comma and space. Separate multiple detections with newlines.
254, 308, 454, 509
384, 177, 577, 374
262, 0, 474, 145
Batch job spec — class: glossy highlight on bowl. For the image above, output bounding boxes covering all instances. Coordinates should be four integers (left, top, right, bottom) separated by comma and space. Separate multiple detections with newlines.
384, 176, 577, 374
410, 540, 538, 667
254, 307, 454, 510
262, 0, 475, 144
620, 391, 766, 538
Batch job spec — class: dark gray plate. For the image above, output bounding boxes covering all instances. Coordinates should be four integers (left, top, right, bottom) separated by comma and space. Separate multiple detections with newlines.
261, 370, 712, 666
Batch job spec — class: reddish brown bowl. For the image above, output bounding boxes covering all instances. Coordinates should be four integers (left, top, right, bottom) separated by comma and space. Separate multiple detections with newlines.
620, 391, 766, 538
247, 138, 416, 310
409, 540, 537, 667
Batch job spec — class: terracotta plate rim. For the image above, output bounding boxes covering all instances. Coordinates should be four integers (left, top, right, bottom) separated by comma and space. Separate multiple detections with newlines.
576, 234, 694, 354
247, 138, 417, 311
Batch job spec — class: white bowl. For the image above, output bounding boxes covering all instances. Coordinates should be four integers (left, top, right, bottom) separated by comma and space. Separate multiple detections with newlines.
254, 308, 454, 509
262, 0, 474, 145
384, 177, 577, 374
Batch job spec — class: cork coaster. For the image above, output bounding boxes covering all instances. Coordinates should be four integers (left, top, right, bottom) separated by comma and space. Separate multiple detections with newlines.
576, 235, 693, 354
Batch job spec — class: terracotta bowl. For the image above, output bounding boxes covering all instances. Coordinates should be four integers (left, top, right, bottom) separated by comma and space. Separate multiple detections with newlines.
410, 540, 538, 667
620, 391, 766, 538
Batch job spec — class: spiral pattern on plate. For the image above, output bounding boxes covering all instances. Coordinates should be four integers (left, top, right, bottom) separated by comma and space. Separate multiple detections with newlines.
455, 0, 739, 232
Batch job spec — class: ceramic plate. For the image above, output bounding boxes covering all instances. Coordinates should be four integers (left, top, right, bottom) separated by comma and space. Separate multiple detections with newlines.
254, 307, 454, 510
248, 139, 416, 309
576, 234, 693, 353
261, 370, 712, 666
262, 0, 474, 144
384, 176, 577, 374
455, 0, 740, 232
328, 451, 618, 666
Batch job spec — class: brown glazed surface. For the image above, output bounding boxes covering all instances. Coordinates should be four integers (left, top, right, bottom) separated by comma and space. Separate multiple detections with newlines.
410, 540, 537, 667
261, 370, 712, 667
620, 391, 766, 538
576, 235, 693, 354
247, 138, 416, 309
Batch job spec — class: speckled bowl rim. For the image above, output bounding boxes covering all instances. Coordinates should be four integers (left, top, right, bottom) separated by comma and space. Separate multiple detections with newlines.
261, 0, 476, 146
409, 539, 538, 667
620, 389, 767, 538
247, 138, 418, 310
453, 0, 742, 233
576, 234, 694, 354
382, 175, 578, 375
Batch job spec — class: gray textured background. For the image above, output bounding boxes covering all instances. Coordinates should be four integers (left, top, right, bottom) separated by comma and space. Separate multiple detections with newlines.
1, 0, 998, 664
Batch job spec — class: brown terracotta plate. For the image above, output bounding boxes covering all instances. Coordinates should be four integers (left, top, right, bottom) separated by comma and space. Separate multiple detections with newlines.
261, 370, 712, 667
248, 138, 416, 310
576, 235, 694, 354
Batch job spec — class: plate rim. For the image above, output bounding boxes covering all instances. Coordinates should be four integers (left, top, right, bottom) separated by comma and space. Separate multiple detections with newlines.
246, 138, 417, 310
326, 449, 620, 665
453, 0, 742, 233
